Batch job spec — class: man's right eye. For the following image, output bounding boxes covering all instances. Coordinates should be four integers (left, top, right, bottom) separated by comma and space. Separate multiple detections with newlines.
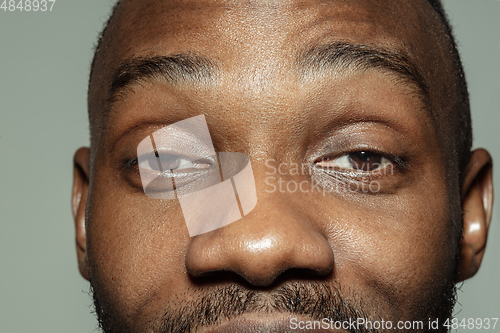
139, 153, 212, 173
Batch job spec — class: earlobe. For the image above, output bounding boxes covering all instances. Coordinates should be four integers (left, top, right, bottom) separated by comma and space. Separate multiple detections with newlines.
72, 147, 91, 281
457, 148, 494, 282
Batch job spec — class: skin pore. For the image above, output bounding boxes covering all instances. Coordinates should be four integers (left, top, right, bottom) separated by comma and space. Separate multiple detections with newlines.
72, 0, 494, 332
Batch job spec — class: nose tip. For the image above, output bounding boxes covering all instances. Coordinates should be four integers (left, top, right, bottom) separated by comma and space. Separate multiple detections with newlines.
185, 209, 334, 287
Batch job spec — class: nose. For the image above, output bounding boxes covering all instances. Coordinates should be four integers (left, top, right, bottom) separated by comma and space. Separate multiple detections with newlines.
185, 186, 335, 286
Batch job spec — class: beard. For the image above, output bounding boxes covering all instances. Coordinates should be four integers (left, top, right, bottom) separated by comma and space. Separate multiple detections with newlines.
90, 274, 458, 333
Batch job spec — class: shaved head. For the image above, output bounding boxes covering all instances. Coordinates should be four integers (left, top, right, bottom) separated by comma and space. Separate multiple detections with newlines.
73, 1, 493, 332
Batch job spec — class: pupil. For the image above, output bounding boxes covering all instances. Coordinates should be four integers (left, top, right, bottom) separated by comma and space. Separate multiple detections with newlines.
159, 155, 181, 170
358, 151, 369, 162
349, 152, 382, 171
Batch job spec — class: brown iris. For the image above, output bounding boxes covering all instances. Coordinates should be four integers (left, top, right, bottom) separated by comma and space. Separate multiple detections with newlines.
348, 151, 383, 171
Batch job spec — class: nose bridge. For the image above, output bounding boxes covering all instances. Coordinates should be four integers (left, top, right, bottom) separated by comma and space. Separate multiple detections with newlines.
184, 174, 335, 286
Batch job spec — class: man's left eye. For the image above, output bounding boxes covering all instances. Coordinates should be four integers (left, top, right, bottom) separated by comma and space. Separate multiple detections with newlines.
315, 151, 393, 172
158, 154, 198, 171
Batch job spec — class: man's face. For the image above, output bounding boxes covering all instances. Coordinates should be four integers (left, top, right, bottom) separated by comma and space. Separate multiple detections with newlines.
82, 0, 465, 332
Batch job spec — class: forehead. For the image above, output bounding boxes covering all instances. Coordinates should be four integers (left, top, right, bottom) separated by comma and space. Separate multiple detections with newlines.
107, 0, 434, 65
89, 0, 449, 143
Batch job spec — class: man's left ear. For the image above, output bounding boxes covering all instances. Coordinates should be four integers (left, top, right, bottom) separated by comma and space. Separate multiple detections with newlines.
457, 148, 493, 282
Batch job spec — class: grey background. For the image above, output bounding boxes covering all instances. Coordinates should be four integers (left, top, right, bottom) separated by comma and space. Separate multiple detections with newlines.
0, 0, 498, 332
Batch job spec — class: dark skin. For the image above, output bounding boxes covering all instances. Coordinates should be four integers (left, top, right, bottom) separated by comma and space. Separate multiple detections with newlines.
72, 0, 493, 332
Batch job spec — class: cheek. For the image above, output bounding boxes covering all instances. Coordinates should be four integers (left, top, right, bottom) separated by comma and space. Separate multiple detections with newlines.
325, 178, 458, 316
86, 176, 190, 319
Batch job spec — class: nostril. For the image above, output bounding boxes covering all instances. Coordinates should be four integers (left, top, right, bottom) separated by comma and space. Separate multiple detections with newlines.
186, 234, 334, 287
185, 208, 335, 288
188, 269, 255, 287
271, 267, 335, 288
189, 267, 334, 290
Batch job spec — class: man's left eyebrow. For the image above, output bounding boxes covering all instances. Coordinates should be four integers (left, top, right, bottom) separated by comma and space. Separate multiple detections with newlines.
108, 52, 217, 104
297, 42, 432, 116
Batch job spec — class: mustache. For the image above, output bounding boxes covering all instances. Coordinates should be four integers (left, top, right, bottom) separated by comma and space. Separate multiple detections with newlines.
158, 282, 374, 333
92, 277, 457, 333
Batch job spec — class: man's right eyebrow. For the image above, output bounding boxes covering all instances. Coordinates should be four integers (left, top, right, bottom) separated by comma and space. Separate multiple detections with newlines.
107, 52, 217, 105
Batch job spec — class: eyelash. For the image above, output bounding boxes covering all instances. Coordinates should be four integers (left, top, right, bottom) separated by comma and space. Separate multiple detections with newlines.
122, 157, 138, 170
389, 154, 411, 169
